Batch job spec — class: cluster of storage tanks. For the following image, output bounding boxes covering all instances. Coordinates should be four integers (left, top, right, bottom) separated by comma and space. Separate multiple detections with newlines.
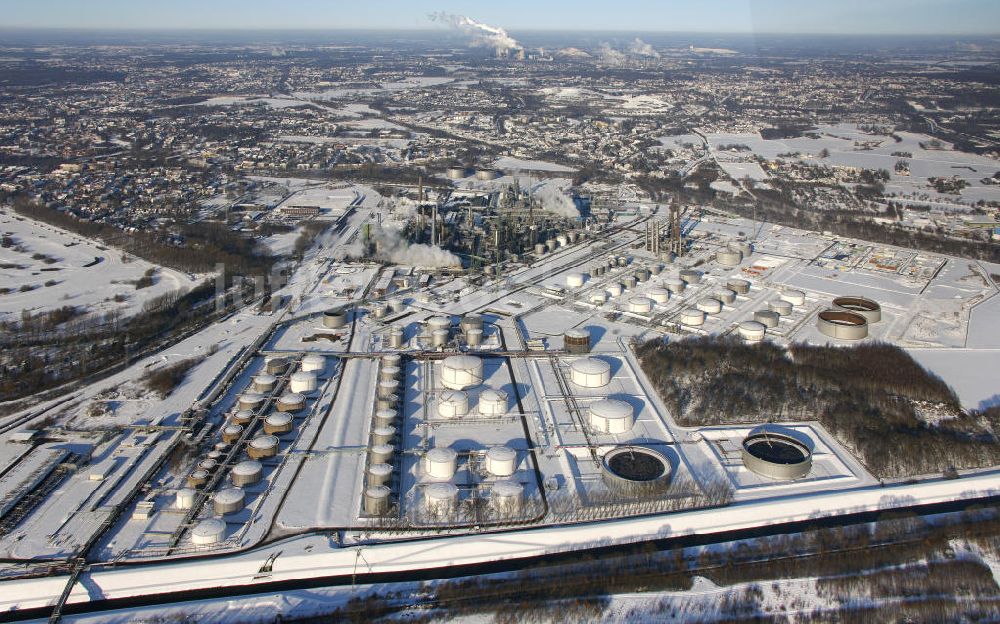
533, 230, 586, 257
178, 352, 327, 546
418, 443, 524, 519
564, 356, 646, 436
446, 166, 501, 181
417, 314, 486, 350
364, 353, 404, 516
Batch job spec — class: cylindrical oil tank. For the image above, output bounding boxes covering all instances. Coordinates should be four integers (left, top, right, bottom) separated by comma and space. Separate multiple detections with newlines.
565, 272, 586, 288
424, 482, 459, 514
191, 518, 227, 546
617, 255, 630, 267
727, 278, 751, 295
491, 480, 524, 514
222, 424, 244, 443
387, 327, 404, 349
263, 412, 294, 435
382, 353, 402, 368
606, 282, 624, 297
556, 234, 568, 248
377, 379, 401, 400
232, 410, 254, 425
754, 310, 780, 328
714, 289, 737, 305
460, 314, 484, 334
447, 166, 466, 179
781, 289, 806, 306
534, 243, 547, 256
252, 374, 277, 393
591, 291, 608, 305
237, 393, 265, 412
289, 371, 318, 394
370, 443, 394, 465
569, 357, 612, 388
716, 248, 743, 267
431, 328, 449, 347
372, 302, 388, 320
623, 275, 638, 289
423, 447, 458, 479
214, 441, 229, 452
478, 388, 508, 416
635, 268, 651, 282
364, 485, 391, 515
198, 459, 218, 473
679, 269, 702, 284
545, 239, 557, 253
186, 469, 209, 489
323, 309, 348, 329
174, 488, 196, 510
376, 395, 398, 411
213, 487, 245, 515
207, 450, 222, 461
231, 460, 263, 487
438, 390, 470, 418
380, 366, 401, 382
476, 168, 499, 181
440, 355, 484, 390
663, 278, 686, 294
466, 328, 484, 347
372, 425, 396, 445
276, 393, 306, 413
626, 296, 654, 314
374, 409, 396, 428
650, 263, 663, 276
367, 463, 393, 487
738, 320, 767, 342
769, 299, 793, 316
300, 353, 326, 373
648, 287, 670, 304
563, 328, 591, 354
485, 446, 517, 477
833, 296, 882, 323
265, 357, 289, 375
247, 435, 279, 459
696, 297, 723, 315
816, 309, 869, 340
680, 308, 705, 326
734, 241, 753, 258
589, 399, 635, 434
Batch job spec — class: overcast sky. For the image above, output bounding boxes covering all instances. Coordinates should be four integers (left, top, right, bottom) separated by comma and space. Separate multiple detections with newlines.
5, 0, 1000, 35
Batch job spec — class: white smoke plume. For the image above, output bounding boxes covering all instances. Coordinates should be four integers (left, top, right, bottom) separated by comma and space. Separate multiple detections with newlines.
598, 42, 627, 66
533, 184, 579, 218
429, 12, 520, 54
338, 224, 462, 268
629, 38, 660, 59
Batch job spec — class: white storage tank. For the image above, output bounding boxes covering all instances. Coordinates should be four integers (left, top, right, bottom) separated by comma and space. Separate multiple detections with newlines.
265, 357, 289, 375
569, 357, 612, 388
727, 278, 751, 295
198, 459, 218, 473
716, 248, 743, 267
769, 299, 793, 316
252, 374, 277, 394
680, 308, 705, 326
213, 487, 245, 515
485, 446, 518, 477
377, 379, 401, 400
380, 366, 401, 382
738, 320, 767, 342
322, 309, 348, 329
372, 425, 396, 445
588, 399, 635, 434
300, 353, 326, 373
431, 328, 449, 348
440, 355, 484, 390
427, 316, 451, 333
238, 393, 265, 412
663, 278, 686, 294
438, 390, 470, 418
590, 291, 609, 305
387, 327, 404, 349
714, 289, 737, 305
370, 443, 394, 464
466, 328, 484, 347
364, 485, 391, 515
648, 287, 670, 304
696, 297, 723, 315
754, 310, 780, 328
276, 393, 306, 413
606, 282, 624, 297
289, 371, 318, 394
423, 447, 458, 479
478, 388, 508, 416
374, 408, 396, 427
679, 269, 702, 284
222, 424, 243, 443
367, 463, 393, 487
263, 412, 294, 435
565, 272, 586, 288
491, 480, 524, 514
247, 435, 279, 459
626, 296, 654, 314
187, 469, 209, 489
231, 460, 264, 487
781, 289, 806, 306
174, 488, 196, 510
424, 482, 459, 514
231, 410, 254, 425
191, 518, 227, 546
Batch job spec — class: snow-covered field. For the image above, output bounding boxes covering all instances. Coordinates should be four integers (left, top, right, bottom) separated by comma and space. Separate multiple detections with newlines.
493, 156, 577, 173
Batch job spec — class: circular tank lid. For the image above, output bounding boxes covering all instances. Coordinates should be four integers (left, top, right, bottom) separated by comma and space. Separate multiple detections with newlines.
375, 408, 397, 420
176, 487, 196, 499
648, 287, 669, 296
381, 365, 401, 376
590, 398, 633, 420
234, 410, 254, 420
480, 388, 508, 402
223, 424, 243, 436
440, 389, 468, 404
570, 357, 611, 376
739, 320, 766, 332
368, 463, 393, 477
373, 425, 396, 436
442, 354, 481, 370
628, 296, 654, 306
190, 469, 209, 480
265, 413, 293, 427
199, 459, 218, 470
427, 315, 451, 327
425, 447, 458, 463
232, 460, 263, 476
564, 328, 589, 339
290, 371, 316, 383
302, 353, 326, 365
486, 446, 517, 462
366, 484, 391, 498
279, 392, 306, 404
254, 374, 276, 385
213, 487, 245, 505
371, 443, 394, 455
249, 435, 280, 450
492, 480, 523, 497
240, 392, 265, 404
192, 518, 227, 539
425, 482, 459, 499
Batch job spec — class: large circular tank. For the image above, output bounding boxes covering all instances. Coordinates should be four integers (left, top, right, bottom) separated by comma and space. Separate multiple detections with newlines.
382, 353, 402, 368
374, 408, 396, 428
364, 485, 391, 515
431, 328, 450, 348
626, 296, 654, 314
460, 314, 484, 334
569, 357, 612, 388
427, 316, 451, 333
213, 487, 245, 515
222, 424, 244, 443
780, 289, 806, 306
623, 275, 638, 289
606, 283, 624, 297
231, 410, 254, 425
424, 482, 459, 514
679, 308, 705, 326
817, 309, 869, 340
289, 371, 318, 394
276, 393, 306, 413
265, 357, 289, 375
591, 291, 609, 305
191, 518, 227, 546
635, 268, 651, 282
768, 299, 793, 316
370, 443, 394, 464
565, 272, 586, 288
478, 388, 508, 416
647, 287, 670, 304
252, 374, 277, 394
263, 412, 294, 435
742, 429, 813, 480
727, 278, 751, 295
534, 243, 547, 256
733, 241, 753, 258
231, 460, 263, 487
475, 168, 499, 181
423, 447, 458, 479
380, 366, 401, 382
696, 297, 723, 315
174, 488, 196, 510
563, 328, 591, 354
833, 296, 881, 323
237, 393, 265, 412
367, 463, 393, 487
601, 446, 673, 495
663, 278, 686, 294
376, 396, 399, 411
716, 248, 743, 267
198, 459, 218, 473
447, 166, 467, 179
387, 327, 404, 349
377, 379, 401, 400
485, 446, 517, 477
247, 435, 280, 459
440, 355, 484, 390
372, 425, 396, 445
650, 263, 663, 276
678, 269, 702, 284
186, 469, 209, 489
466, 328, 484, 347
714, 289, 737, 305
738, 320, 767, 342
754, 310, 780, 328
300, 353, 326, 373
323, 309, 348, 329
588, 399, 635, 434
491, 480, 524, 514
438, 389, 470, 418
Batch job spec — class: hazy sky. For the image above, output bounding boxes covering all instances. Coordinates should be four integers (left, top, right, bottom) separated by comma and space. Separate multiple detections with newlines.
5, 0, 1000, 35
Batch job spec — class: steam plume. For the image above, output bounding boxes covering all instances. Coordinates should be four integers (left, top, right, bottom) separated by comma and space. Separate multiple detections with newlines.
429, 12, 520, 54
534, 184, 579, 218
629, 38, 660, 58
338, 224, 462, 268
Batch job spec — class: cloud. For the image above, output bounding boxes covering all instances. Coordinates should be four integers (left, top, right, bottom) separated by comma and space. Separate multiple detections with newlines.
428, 12, 520, 54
